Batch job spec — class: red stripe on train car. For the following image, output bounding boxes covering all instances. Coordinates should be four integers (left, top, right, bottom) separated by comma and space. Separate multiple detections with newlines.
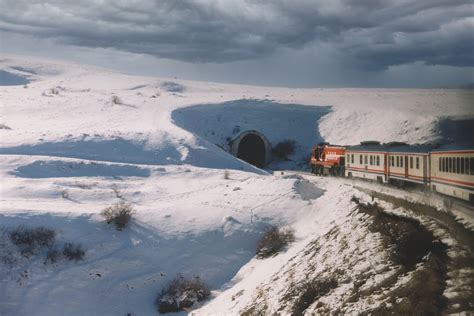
430, 176, 474, 187
347, 166, 385, 174
389, 171, 425, 179
388, 152, 429, 156
346, 151, 388, 154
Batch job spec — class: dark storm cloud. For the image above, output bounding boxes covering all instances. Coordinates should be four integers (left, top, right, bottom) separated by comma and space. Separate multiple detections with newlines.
0, 0, 472, 69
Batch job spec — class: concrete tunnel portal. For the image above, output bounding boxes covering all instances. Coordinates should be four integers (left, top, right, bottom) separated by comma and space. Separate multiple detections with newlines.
231, 131, 272, 168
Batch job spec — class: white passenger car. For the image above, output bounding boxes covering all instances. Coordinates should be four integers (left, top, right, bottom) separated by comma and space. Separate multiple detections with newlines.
387, 145, 430, 185
345, 142, 387, 183
430, 146, 474, 203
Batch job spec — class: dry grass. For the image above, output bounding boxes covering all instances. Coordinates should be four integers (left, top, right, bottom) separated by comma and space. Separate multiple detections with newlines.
256, 226, 295, 259
155, 275, 210, 313
272, 139, 296, 160
101, 201, 134, 230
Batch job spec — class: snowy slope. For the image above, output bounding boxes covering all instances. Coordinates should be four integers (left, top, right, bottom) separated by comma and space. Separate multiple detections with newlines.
1, 55, 473, 315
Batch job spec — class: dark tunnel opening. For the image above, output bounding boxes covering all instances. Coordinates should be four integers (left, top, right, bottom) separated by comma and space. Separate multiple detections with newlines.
237, 134, 266, 168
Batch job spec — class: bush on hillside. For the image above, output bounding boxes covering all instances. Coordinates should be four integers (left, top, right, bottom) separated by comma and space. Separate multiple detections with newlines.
45, 246, 62, 264
62, 242, 86, 261
9, 226, 56, 256
291, 278, 338, 315
111, 95, 123, 104
256, 226, 295, 259
101, 201, 134, 230
272, 140, 296, 160
160, 81, 185, 93
5, 225, 86, 265
156, 275, 210, 313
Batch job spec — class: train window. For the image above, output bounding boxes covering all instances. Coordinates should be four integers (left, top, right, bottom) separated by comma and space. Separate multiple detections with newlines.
369, 156, 373, 165
454, 157, 458, 173
468, 157, 472, 175
360, 154, 363, 164
456, 157, 460, 174
416, 157, 420, 169
401, 156, 404, 167
410, 157, 413, 169
442, 157, 446, 172
465, 157, 469, 175
460, 157, 465, 174
448, 157, 452, 173
364, 155, 368, 165
351, 154, 354, 164
439, 157, 442, 172
396, 156, 399, 167
376, 156, 380, 166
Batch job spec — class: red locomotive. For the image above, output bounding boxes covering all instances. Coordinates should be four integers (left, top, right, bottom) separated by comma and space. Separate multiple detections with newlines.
310, 143, 346, 176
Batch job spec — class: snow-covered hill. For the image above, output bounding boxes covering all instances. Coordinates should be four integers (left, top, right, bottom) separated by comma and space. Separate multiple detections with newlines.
1, 55, 473, 315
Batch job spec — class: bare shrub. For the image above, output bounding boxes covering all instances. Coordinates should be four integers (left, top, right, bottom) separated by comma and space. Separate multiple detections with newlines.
291, 278, 338, 315
45, 246, 62, 264
111, 95, 123, 105
160, 81, 185, 93
62, 242, 85, 261
50, 87, 59, 95
272, 140, 296, 160
223, 169, 230, 180
256, 226, 295, 259
101, 201, 134, 230
9, 226, 56, 255
61, 190, 70, 199
0, 123, 12, 130
156, 275, 210, 313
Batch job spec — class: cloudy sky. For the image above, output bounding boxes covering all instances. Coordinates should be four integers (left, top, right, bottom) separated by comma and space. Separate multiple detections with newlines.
0, 0, 473, 88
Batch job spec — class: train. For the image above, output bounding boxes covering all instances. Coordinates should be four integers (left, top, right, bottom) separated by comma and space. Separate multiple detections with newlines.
310, 141, 474, 204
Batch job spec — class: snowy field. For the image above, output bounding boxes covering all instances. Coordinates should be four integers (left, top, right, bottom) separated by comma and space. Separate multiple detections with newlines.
1, 55, 473, 315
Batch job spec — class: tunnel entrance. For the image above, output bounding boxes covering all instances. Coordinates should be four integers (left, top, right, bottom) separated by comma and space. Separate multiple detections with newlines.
237, 133, 266, 168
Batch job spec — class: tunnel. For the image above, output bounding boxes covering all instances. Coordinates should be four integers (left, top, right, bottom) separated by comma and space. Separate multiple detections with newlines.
236, 133, 266, 168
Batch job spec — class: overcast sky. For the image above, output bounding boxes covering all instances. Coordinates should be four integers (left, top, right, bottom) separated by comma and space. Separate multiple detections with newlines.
1, 0, 473, 88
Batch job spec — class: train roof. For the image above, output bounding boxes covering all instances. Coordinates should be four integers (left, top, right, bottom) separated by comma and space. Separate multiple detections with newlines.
431, 143, 474, 152
346, 143, 387, 152
347, 142, 434, 153
387, 144, 434, 153
347, 141, 474, 154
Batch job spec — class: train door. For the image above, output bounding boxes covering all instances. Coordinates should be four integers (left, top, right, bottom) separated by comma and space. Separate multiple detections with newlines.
423, 155, 428, 183
405, 156, 409, 178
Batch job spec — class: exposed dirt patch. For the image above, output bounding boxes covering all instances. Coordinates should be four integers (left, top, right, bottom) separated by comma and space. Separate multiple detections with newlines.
237, 194, 455, 314
354, 188, 474, 313
351, 197, 448, 314
353, 197, 446, 269
355, 186, 474, 252
289, 278, 338, 316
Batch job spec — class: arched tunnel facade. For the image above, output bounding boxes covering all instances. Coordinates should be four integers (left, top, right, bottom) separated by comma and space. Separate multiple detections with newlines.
231, 131, 272, 168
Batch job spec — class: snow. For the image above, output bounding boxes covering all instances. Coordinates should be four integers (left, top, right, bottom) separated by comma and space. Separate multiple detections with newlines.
1, 55, 473, 315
